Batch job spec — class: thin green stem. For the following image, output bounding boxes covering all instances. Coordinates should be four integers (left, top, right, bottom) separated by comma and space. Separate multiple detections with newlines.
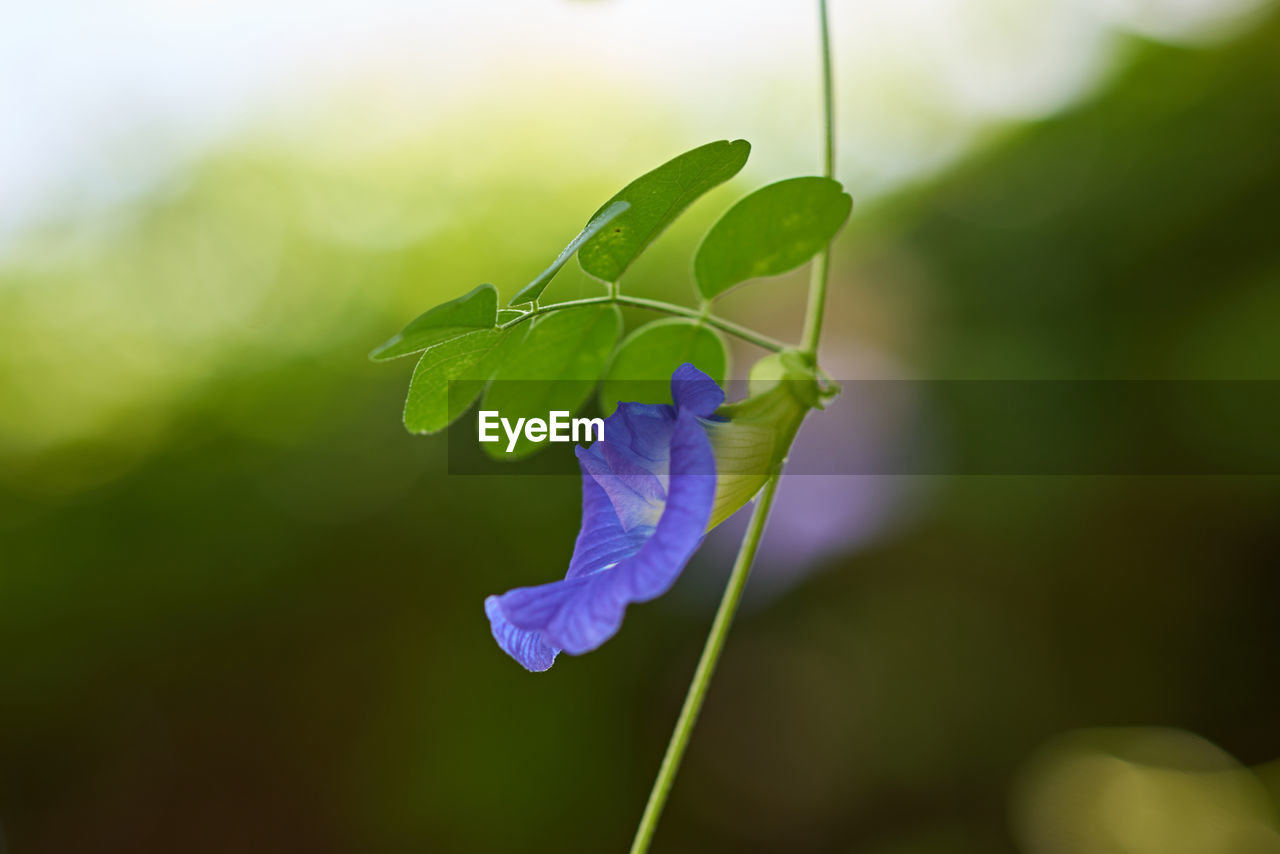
799, 249, 831, 359
629, 4, 836, 851
500, 294, 787, 353
628, 473, 782, 854
800, 0, 836, 359
618, 295, 785, 351
818, 0, 835, 179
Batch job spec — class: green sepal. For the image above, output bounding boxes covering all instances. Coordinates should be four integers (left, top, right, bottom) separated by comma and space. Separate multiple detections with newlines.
702, 351, 825, 530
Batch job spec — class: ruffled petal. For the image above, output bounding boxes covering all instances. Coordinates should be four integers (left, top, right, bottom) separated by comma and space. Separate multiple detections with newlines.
484, 595, 559, 672
671, 363, 725, 417
578, 444, 666, 534
494, 407, 716, 656
583, 408, 716, 605
614, 403, 677, 466
495, 572, 626, 656
565, 461, 650, 579
484, 364, 723, 670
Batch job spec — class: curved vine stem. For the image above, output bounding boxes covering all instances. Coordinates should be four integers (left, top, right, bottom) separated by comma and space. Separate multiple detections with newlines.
629, 473, 782, 854
628, 2, 837, 852
800, 0, 835, 359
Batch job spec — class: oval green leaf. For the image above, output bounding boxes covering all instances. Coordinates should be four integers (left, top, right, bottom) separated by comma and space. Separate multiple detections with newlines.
371, 283, 497, 362
578, 139, 751, 284
694, 177, 852, 300
599, 319, 729, 417
481, 305, 623, 459
402, 327, 514, 434
508, 201, 630, 305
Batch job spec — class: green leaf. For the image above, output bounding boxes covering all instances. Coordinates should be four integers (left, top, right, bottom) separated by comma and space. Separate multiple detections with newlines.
371, 283, 497, 362
497, 308, 524, 323
481, 305, 622, 459
578, 139, 751, 284
599, 319, 729, 416
694, 177, 852, 300
508, 201, 630, 305
403, 327, 512, 434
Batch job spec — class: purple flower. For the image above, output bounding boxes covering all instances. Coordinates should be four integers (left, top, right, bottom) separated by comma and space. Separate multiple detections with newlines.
485, 364, 725, 671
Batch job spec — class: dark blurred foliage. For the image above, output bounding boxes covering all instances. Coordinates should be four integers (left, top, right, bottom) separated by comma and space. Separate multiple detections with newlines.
1, 11, 1279, 854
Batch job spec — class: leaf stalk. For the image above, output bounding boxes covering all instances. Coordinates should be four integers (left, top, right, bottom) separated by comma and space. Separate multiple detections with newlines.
500, 294, 787, 354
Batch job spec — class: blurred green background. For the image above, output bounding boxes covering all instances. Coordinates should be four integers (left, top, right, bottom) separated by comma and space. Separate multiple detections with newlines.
2, 2, 1279, 852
